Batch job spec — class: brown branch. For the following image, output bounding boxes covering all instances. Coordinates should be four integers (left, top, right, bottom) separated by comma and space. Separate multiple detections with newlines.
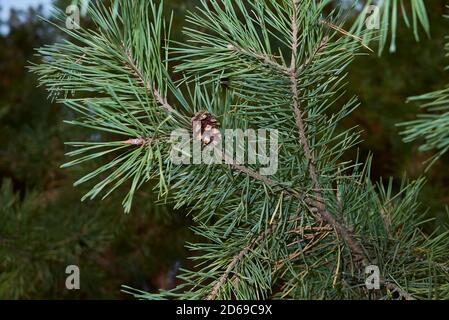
205, 225, 275, 300
122, 46, 176, 114
320, 20, 373, 52
123, 135, 165, 146
153, 87, 176, 114
288, 0, 366, 266
274, 226, 332, 273
286, 1, 414, 300
221, 151, 299, 197
227, 44, 289, 74
384, 282, 416, 300
287, 225, 333, 236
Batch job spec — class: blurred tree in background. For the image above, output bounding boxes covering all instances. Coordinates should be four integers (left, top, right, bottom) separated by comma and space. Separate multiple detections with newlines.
0, 0, 448, 299
342, 3, 449, 227
0, 1, 195, 299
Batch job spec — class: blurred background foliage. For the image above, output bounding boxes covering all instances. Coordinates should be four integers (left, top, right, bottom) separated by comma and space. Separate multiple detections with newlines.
342, 2, 449, 227
0, 0, 447, 299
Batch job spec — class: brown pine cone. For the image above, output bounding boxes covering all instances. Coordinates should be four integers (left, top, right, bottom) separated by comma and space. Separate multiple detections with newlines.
191, 111, 221, 145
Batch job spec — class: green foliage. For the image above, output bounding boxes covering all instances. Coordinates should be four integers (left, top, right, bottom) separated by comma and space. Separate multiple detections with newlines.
0, 179, 113, 298
402, 89, 449, 168
400, 13, 449, 168
351, 0, 430, 54
33, 1, 182, 213
32, 0, 449, 300
69, 0, 432, 54
340, 4, 449, 226
0, 175, 191, 299
0, 3, 191, 299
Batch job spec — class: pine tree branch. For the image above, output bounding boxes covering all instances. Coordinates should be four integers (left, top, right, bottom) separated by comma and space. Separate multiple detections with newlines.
274, 226, 332, 273
122, 45, 177, 115
285, 2, 414, 300
32, 1, 446, 300
289, 0, 366, 265
153, 88, 176, 114
120, 24, 414, 297
321, 20, 372, 52
384, 282, 416, 300
205, 224, 276, 300
221, 151, 298, 196
299, 36, 329, 72
128, 133, 415, 300
123, 135, 165, 146
226, 44, 289, 74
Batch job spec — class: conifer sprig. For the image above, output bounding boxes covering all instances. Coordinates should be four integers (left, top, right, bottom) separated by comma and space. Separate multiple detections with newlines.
400, 13, 449, 168
350, 0, 429, 54
33, 0, 449, 300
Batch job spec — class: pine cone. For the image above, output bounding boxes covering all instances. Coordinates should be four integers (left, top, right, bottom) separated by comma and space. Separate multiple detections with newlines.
191, 111, 221, 145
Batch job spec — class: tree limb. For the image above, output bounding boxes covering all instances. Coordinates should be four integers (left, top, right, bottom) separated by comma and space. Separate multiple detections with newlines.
289, 0, 366, 265
205, 224, 276, 300
227, 44, 289, 74
122, 46, 177, 114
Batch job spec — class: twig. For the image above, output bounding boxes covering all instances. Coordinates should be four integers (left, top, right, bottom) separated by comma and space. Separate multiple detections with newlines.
153, 88, 176, 114
227, 44, 289, 74
221, 151, 299, 197
205, 225, 275, 300
123, 136, 164, 146
320, 20, 373, 52
287, 1, 414, 300
289, 0, 366, 265
299, 36, 329, 72
384, 282, 416, 300
122, 46, 176, 114
74, 53, 87, 65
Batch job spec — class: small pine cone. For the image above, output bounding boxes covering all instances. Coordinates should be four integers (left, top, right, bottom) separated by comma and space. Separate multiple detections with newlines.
191, 111, 221, 146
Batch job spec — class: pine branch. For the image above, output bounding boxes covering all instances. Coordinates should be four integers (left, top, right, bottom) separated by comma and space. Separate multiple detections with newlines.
289, 0, 366, 265
289, 4, 415, 300
118, 56, 417, 303
385, 282, 416, 300
222, 151, 297, 196
124, 128, 414, 300
122, 46, 177, 115
349, 0, 429, 55
206, 224, 276, 300
33, 0, 448, 300
123, 137, 158, 146
400, 33, 449, 167
227, 44, 289, 74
